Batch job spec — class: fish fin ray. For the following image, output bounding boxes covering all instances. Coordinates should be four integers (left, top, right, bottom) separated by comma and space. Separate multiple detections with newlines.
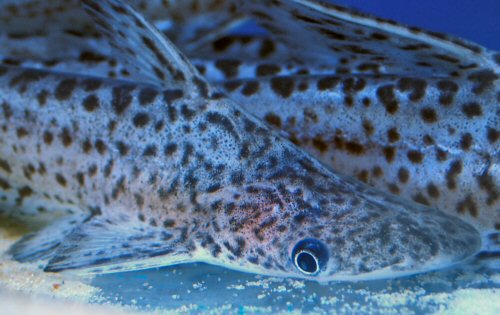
81, 0, 210, 96
9, 213, 87, 262
468, 231, 500, 270
170, 3, 247, 52
44, 214, 194, 274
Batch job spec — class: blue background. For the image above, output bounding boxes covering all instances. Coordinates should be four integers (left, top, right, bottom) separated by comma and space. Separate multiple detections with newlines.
330, 0, 500, 50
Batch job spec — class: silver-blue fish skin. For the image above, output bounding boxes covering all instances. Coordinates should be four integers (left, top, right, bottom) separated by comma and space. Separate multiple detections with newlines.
0, 0, 488, 280
221, 73, 500, 233
2, 0, 498, 235
0, 62, 481, 281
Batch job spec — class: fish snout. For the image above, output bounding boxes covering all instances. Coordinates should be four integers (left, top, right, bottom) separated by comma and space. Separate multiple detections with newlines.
286, 198, 481, 281
378, 211, 481, 275
329, 204, 481, 280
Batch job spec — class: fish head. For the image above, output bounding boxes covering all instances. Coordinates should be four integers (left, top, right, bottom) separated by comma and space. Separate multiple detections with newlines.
278, 193, 481, 281
210, 153, 482, 282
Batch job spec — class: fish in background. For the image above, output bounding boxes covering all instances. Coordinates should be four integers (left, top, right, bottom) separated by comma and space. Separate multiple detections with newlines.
0, 0, 247, 53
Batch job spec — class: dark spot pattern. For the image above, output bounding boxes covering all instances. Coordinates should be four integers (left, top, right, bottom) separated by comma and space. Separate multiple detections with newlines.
16, 186, 33, 205
116, 141, 129, 156
461, 102, 483, 118
112, 84, 134, 115
0, 6, 494, 277
487, 127, 500, 144
206, 112, 239, 140
420, 108, 438, 123
76, 172, 85, 186
60, 127, 72, 147
476, 173, 499, 205
363, 120, 374, 136
133, 112, 150, 128
345, 142, 365, 155
459, 133, 473, 151
2, 102, 12, 119
143, 145, 157, 157
446, 160, 462, 190
397, 77, 427, 101
55, 79, 77, 101
398, 168, 409, 183
95, 139, 107, 155
456, 195, 478, 217
412, 193, 430, 206
43, 131, 53, 145
376, 85, 398, 114
467, 70, 497, 95
387, 127, 400, 142
427, 183, 440, 199
180, 105, 196, 121
16, 127, 28, 138
264, 113, 281, 128
9, 69, 48, 90
0, 159, 12, 173
82, 78, 103, 92
270, 77, 294, 98
215, 59, 241, 78
407, 150, 424, 164
257, 64, 281, 77
139, 88, 158, 106
163, 89, 184, 104
436, 80, 458, 106
317, 76, 339, 90
37, 90, 49, 106
383, 146, 396, 163
225, 81, 242, 92
312, 137, 328, 153
242, 81, 260, 96
55, 173, 67, 187
164, 143, 177, 156
436, 148, 448, 162
82, 94, 100, 112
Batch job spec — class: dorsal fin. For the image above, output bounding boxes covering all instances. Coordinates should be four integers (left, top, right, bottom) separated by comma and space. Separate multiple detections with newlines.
0, 1, 92, 35
236, 0, 500, 76
81, 0, 211, 96
159, 0, 246, 51
191, 35, 292, 64
0, 0, 244, 52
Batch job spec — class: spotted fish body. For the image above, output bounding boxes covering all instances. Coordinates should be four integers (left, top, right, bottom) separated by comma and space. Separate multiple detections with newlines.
1, 1, 498, 236
221, 73, 500, 233
18, 58, 496, 235
144, 0, 500, 234
216, 0, 500, 235
0, 65, 481, 280
0, 0, 483, 281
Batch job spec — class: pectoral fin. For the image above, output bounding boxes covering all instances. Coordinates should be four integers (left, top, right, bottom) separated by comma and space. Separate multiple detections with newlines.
9, 213, 88, 262
44, 214, 194, 274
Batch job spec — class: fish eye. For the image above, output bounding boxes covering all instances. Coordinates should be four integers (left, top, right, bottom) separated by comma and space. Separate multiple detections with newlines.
292, 238, 329, 276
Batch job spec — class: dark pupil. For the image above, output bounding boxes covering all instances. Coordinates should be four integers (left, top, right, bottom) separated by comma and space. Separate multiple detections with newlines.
297, 252, 317, 273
